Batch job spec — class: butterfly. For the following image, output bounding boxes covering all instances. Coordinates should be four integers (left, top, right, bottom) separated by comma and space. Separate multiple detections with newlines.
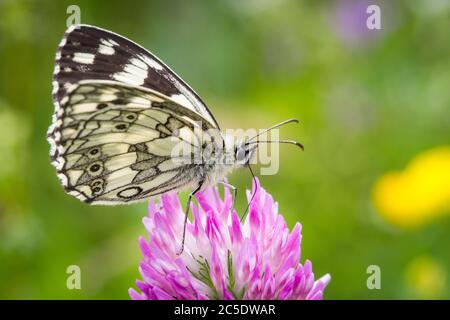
48, 24, 302, 253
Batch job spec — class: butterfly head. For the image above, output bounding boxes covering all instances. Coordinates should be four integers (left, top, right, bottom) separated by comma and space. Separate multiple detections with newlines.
233, 141, 258, 167
224, 118, 303, 169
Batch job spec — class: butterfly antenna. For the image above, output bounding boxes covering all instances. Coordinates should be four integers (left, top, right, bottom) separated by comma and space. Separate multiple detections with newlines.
246, 139, 304, 150
241, 164, 257, 222
249, 118, 299, 141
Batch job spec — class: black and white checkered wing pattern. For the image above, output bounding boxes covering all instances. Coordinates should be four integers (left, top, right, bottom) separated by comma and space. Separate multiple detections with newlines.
52, 24, 219, 128
48, 25, 224, 204
49, 80, 217, 204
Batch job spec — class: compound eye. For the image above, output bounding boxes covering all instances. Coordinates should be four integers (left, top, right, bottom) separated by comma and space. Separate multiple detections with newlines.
236, 147, 246, 162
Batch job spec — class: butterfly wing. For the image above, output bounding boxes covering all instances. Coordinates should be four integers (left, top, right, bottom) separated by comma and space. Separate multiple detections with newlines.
48, 80, 219, 204
52, 24, 219, 129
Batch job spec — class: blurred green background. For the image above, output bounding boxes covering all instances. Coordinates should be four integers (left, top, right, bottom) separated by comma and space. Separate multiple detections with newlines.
1, 0, 449, 299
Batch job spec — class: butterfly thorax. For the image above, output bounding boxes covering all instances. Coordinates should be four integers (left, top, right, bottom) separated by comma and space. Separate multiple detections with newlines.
195, 133, 256, 189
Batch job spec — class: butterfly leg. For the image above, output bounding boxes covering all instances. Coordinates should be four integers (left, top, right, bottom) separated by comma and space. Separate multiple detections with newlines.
219, 180, 237, 211
177, 182, 204, 255
240, 164, 257, 222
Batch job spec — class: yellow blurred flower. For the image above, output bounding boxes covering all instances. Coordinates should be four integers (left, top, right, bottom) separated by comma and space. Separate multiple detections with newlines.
372, 146, 450, 228
405, 256, 447, 299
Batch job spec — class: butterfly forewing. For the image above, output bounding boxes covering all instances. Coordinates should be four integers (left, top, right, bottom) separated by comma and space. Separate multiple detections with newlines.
52, 24, 219, 128
48, 25, 225, 204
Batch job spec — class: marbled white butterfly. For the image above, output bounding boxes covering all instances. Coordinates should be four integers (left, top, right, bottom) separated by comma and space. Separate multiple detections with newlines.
48, 25, 302, 252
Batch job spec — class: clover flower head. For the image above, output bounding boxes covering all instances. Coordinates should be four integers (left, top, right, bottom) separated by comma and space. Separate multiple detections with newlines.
129, 179, 330, 300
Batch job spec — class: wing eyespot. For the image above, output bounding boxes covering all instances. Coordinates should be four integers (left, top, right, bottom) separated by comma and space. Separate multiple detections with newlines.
92, 186, 102, 194
88, 162, 103, 176
91, 179, 103, 187
114, 123, 128, 131
90, 164, 101, 172
88, 147, 100, 156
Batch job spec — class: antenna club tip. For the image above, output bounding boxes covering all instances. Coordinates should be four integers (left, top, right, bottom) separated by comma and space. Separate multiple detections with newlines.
296, 142, 305, 150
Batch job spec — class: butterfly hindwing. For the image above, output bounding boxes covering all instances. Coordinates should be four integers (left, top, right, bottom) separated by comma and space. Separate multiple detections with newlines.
49, 80, 218, 204
52, 24, 219, 128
